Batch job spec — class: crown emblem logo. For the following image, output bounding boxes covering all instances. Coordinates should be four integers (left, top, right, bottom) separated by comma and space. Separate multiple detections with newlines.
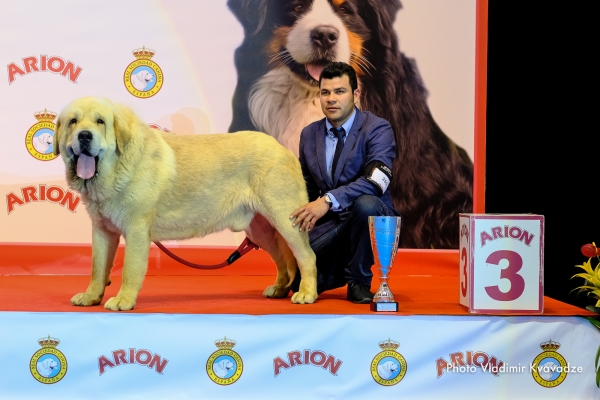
539, 339, 560, 352
125, 45, 162, 98
34, 109, 57, 122
30, 335, 67, 383
132, 46, 155, 60
371, 338, 406, 385
378, 338, 400, 351
38, 335, 60, 348
531, 339, 567, 387
207, 337, 243, 384
215, 336, 236, 350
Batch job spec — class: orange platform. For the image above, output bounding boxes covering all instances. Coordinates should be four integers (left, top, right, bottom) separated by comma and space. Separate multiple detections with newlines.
0, 243, 593, 316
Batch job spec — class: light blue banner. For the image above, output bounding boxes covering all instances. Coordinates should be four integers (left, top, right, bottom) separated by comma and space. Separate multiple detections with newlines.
0, 312, 598, 399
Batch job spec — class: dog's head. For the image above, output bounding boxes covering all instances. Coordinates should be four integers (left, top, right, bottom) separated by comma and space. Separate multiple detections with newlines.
229, 0, 401, 85
54, 96, 135, 182
132, 70, 154, 90
33, 132, 53, 153
37, 358, 58, 377
41, 358, 58, 371
227, 0, 404, 133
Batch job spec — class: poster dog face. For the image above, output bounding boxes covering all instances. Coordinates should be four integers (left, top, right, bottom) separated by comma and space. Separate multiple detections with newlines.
54, 96, 317, 310
228, 0, 474, 249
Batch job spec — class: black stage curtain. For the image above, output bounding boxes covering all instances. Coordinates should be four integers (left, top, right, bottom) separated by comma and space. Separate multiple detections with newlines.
486, 2, 595, 309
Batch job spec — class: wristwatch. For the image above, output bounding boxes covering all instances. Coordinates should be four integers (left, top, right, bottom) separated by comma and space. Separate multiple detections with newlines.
323, 194, 333, 208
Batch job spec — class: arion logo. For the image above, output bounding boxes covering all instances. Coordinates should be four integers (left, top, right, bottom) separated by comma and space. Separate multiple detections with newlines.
8, 55, 82, 84
273, 349, 342, 377
436, 350, 504, 378
6, 184, 80, 214
98, 348, 169, 376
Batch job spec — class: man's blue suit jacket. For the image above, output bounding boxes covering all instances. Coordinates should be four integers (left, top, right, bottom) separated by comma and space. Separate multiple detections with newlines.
298, 108, 400, 241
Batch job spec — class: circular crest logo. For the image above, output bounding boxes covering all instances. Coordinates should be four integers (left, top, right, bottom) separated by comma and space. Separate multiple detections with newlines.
124, 46, 163, 98
26, 110, 57, 161
206, 337, 243, 385
531, 339, 568, 387
370, 339, 407, 386
30, 335, 67, 384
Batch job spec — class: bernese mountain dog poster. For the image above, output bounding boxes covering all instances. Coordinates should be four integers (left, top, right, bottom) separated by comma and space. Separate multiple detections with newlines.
227, 0, 474, 249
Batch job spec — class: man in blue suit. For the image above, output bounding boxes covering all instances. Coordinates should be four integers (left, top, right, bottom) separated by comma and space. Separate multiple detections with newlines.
290, 62, 400, 304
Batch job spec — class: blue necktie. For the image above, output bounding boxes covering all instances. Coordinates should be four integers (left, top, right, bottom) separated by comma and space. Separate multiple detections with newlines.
331, 127, 346, 176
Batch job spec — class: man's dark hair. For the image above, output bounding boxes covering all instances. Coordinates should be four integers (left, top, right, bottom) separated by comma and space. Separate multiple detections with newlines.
319, 62, 358, 92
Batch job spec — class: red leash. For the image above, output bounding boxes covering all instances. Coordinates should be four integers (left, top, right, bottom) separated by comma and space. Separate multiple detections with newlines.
153, 237, 259, 270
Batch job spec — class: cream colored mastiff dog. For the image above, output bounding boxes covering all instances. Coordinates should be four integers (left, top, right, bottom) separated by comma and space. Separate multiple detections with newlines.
54, 96, 317, 310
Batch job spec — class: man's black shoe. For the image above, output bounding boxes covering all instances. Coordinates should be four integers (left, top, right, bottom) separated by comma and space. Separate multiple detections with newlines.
347, 282, 374, 304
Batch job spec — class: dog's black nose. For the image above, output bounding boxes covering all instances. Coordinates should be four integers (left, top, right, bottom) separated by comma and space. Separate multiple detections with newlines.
311, 26, 339, 49
78, 130, 93, 144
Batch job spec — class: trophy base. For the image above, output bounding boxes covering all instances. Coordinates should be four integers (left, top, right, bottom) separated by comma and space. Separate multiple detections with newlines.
370, 301, 398, 312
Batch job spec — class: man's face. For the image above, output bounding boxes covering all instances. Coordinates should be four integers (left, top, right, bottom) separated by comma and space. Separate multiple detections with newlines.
319, 74, 359, 128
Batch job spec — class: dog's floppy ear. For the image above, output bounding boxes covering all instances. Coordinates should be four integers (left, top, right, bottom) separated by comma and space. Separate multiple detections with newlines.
363, 0, 402, 47
227, 0, 269, 35
112, 103, 135, 153
358, 0, 403, 112
53, 116, 61, 156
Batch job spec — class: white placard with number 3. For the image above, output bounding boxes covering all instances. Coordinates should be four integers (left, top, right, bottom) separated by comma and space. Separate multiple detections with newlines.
459, 214, 544, 314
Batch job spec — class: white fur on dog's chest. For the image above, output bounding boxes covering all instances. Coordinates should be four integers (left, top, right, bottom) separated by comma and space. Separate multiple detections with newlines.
249, 68, 324, 157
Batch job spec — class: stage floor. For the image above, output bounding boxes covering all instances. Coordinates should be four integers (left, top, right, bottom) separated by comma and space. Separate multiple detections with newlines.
0, 243, 592, 316
0, 274, 591, 316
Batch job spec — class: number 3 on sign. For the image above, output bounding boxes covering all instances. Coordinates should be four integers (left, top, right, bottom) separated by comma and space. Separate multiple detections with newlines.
484, 250, 525, 301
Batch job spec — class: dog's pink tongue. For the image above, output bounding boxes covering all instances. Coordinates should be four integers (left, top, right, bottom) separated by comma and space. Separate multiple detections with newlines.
306, 64, 325, 80
77, 154, 95, 179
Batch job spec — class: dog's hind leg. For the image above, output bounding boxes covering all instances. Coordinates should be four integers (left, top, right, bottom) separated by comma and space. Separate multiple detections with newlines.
245, 214, 296, 299
252, 205, 317, 304
268, 215, 317, 304
71, 226, 120, 307
254, 157, 318, 304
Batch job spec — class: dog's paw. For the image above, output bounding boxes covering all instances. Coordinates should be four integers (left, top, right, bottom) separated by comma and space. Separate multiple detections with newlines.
104, 296, 136, 311
71, 293, 102, 306
263, 285, 289, 298
291, 291, 318, 304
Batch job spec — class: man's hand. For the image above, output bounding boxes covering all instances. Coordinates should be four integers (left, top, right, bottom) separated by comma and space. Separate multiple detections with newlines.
290, 197, 330, 232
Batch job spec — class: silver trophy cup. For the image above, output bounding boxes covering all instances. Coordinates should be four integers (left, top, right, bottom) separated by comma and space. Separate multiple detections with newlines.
369, 216, 401, 312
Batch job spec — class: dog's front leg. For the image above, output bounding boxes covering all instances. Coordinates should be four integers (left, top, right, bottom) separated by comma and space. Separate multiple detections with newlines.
104, 225, 151, 311
71, 226, 120, 307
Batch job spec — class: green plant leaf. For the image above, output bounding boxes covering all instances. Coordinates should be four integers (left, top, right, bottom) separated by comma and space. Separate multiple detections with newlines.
596, 340, 600, 388
570, 285, 599, 295
586, 316, 600, 326
587, 292, 600, 300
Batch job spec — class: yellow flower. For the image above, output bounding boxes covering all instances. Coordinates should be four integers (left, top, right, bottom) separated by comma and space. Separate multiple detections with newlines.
571, 254, 600, 306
